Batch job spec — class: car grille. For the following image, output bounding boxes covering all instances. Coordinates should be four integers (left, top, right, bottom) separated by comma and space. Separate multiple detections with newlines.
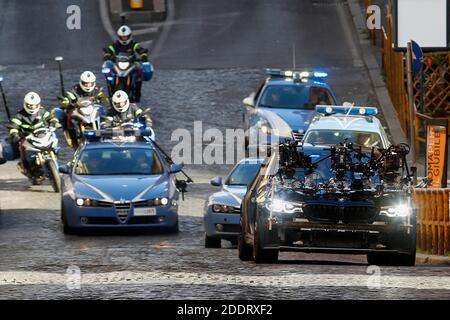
303, 204, 340, 222
115, 202, 131, 223
303, 203, 379, 224
292, 132, 304, 143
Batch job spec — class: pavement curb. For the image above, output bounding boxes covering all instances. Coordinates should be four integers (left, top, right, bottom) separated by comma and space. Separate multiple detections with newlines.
416, 253, 450, 266
347, 0, 408, 146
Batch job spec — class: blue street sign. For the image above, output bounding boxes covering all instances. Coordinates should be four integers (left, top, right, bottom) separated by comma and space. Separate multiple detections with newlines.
411, 40, 423, 79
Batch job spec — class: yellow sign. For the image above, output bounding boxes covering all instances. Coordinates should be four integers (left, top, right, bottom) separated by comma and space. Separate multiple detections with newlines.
426, 125, 447, 188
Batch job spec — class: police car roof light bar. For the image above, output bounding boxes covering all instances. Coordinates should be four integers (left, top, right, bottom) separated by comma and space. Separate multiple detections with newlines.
315, 105, 378, 116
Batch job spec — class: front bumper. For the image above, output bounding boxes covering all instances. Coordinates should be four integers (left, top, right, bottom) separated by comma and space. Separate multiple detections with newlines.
204, 207, 240, 240
63, 199, 178, 229
261, 217, 415, 255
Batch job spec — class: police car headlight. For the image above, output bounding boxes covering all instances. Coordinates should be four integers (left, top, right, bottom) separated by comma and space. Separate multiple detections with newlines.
212, 204, 239, 213
76, 198, 99, 207
260, 125, 272, 134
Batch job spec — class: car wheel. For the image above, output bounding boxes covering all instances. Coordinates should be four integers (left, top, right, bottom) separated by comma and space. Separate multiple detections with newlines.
205, 234, 221, 248
253, 213, 278, 263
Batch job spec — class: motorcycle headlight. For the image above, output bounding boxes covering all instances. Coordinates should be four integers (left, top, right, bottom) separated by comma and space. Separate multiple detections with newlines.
265, 199, 302, 214
79, 105, 94, 116
118, 61, 130, 70
381, 204, 411, 217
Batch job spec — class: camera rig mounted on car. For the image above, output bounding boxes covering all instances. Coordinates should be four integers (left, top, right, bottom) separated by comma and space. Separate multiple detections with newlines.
274, 140, 414, 198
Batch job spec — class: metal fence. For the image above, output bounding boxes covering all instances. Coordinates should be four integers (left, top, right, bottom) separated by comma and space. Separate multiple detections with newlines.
414, 189, 450, 255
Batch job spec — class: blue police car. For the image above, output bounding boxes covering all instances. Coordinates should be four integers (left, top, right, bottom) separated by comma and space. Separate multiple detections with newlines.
59, 131, 184, 234
243, 69, 338, 145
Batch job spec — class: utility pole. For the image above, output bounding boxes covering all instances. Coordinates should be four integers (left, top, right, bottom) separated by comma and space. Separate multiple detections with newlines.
406, 41, 416, 165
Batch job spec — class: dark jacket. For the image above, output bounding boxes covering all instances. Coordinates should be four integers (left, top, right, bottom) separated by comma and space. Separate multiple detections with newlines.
101, 104, 152, 128
8, 108, 59, 138
61, 84, 107, 109
103, 40, 148, 62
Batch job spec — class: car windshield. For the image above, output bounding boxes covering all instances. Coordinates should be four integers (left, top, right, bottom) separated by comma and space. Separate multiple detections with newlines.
226, 161, 262, 186
259, 85, 333, 110
304, 130, 383, 148
75, 147, 164, 175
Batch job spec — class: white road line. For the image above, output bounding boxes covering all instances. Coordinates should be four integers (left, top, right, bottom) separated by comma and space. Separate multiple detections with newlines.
140, 40, 155, 49
336, 3, 364, 68
150, 0, 175, 59
1, 271, 449, 290
133, 27, 159, 36
99, 0, 116, 41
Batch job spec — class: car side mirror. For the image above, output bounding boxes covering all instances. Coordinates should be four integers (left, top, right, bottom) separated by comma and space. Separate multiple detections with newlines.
169, 163, 183, 174
243, 96, 255, 108
59, 164, 70, 174
210, 176, 222, 187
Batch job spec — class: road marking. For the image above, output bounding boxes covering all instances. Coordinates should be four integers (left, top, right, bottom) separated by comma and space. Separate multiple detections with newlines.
133, 27, 159, 36
150, 0, 175, 59
336, 3, 364, 68
1, 271, 449, 290
99, 0, 116, 40
140, 40, 154, 50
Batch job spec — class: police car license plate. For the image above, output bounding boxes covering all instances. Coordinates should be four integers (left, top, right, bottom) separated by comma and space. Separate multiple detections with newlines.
134, 208, 156, 216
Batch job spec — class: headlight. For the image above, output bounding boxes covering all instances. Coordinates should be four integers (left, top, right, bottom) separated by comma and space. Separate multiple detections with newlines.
76, 198, 98, 207
381, 204, 410, 217
265, 199, 302, 214
118, 61, 130, 70
148, 197, 169, 206
212, 204, 239, 213
79, 105, 94, 116
260, 125, 272, 134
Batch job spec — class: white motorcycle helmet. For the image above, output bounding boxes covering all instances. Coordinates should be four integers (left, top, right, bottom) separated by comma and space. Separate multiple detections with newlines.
112, 90, 130, 113
79, 71, 96, 93
23, 92, 41, 115
117, 25, 132, 45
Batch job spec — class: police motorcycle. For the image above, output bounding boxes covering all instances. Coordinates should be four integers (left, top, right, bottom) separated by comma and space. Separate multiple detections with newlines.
67, 98, 105, 149
18, 127, 61, 192
102, 53, 153, 103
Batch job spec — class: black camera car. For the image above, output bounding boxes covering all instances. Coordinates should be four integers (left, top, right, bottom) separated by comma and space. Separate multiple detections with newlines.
239, 141, 417, 266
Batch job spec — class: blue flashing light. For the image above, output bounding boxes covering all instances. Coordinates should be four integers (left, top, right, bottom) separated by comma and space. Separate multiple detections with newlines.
313, 71, 328, 78
84, 130, 97, 138
315, 105, 378, 116
0, 75, 3, 82
102, 67, 111, 74
266, 69, 328, 81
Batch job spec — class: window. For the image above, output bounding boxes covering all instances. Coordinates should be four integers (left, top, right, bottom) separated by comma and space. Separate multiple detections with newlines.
304, 130, 383, 148
259, 85, 334, 109
226, 161, 262, 186
75, 148, 164, 175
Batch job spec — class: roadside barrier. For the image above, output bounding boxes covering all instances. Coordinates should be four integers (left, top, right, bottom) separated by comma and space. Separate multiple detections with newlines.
413, 188, 450, 255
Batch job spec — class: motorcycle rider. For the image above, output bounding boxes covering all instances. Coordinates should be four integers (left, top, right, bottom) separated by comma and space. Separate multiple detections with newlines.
59, 71, 107, 146
8, 92, 60, 184
60, 71, 107, 110
102, 90, 152, 129
103, 25, 149, 102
